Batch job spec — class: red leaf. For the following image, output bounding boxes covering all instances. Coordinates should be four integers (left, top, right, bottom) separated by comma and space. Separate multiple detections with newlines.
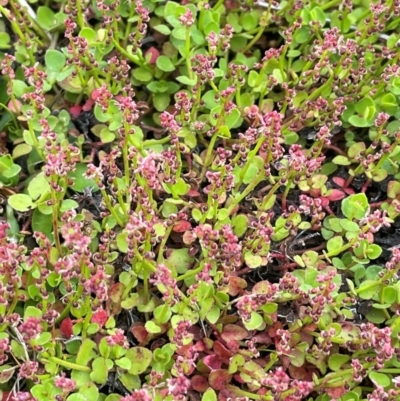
60, 317, 73, 339
221, 324, 248, 342
130, 323, 152, 346
325, 189, 345, 201
91, 308, 108, 327
145, 47, 160, 64
109, 282, 125, 303
82, 98, 95, 111
332, 177, 345, 187
208, 369, 232, 390
187, 189, 200, 197
1, 391, 11, 401
325, 386, 346, 398
69, 105, 82, 118
226, 276, 247, 296
191, 375, 208, 392
7, 99, 22, 113
172, 220, 191, 233
203, 354, 223, 370
213, 341, 232, 360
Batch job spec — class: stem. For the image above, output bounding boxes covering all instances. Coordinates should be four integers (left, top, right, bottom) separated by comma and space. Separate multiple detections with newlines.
75, 0, 84, 28
41, 355, 91, 372
227, 173, 265, 214
319, 0, 343, 10
319, 225, 370, 259
157, 225, 174, 263
112, 39, 146, 68
50, 186, 62, 256
99, 188, 125, 227
0, 103, 19, 131
225, 385, 264, 400
176, 262, 205, 282
185, 27, 193, 80
198, 132, 218, 182
242, 24, 266, 53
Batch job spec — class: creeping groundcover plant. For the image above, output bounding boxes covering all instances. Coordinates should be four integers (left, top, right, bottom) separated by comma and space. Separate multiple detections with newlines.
2, 0, 400, 400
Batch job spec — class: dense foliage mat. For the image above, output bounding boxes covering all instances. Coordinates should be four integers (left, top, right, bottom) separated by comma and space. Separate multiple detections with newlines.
1, 0, 400, 400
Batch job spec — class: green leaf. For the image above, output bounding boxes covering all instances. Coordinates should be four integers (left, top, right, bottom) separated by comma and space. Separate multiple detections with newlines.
368, 371, 392, 388
327, 236, 343, 254
154, 305, 172, 324
153, 93, 170, 112
366, 244, 382, 260
79, 27, 96, 43
247, 70, 259, 87
232, 215, 248, 237
0, 32, 11, 49
357, 280, 380, 300
24, 306, 42, 320
340, 219, 360, 232
68, 163, 98, 192
202, 388, 217, 401
225, 108, 241, 129
166, 248, 193, 274
348, 115, 373, 128
133, 67, 153, 82
45, 49, 66, 72
32, 209, 53, 240
366, 307, 387, 324
67, 394, 87, 401
28, 173, 50, 201
154, 24, 172, 35
115, 357, 132, 370
90, 357, 108, 384
156, 55, 175, 72
12, 80, 28, 98
243, 312, 263, 330
294, 27, 311, 44
125, 347, 152, 375
176, 75, 197, 86
328, 354, 350, 371
341, 193, 369, 220
310, 6, 326, 25
332, 155, 351, 165
145, 320, 161, 333
8, 194, 36, 212
382, 286, 397, 305
244, 252, 262, 268
172, 26, 186, 40
76, 339, 96, 365
37, 6, 57, 30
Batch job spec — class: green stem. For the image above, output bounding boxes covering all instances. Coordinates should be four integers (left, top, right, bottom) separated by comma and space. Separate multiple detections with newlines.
319, 225, 370, 259
242, 24, 266, 53
112, 39, 146, 68
123, 4, 136, 47
142, 136, 170, 146
0, 103, 19, 131
198, 132, 218, 182
55, 304, 71, 326
319, 0, 343, 10
75, 0, 85, 28
99, 188, 125, 227
50, 186, 62, 256
176, 262, 205, 282
41, 355, 91, 372
225, 385, 264, 400
185, 27, 193, 80
117, 191, 128, 216
157, 225, 173, 263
